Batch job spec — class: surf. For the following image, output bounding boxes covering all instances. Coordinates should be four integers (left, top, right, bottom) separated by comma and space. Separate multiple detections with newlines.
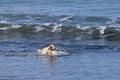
37, 49, 69, 56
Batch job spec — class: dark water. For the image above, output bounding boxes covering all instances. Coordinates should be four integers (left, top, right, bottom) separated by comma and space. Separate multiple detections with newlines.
0, 0, 120, 80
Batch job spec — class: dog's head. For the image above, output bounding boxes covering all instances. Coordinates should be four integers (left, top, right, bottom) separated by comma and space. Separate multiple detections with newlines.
49, 44, 55, 50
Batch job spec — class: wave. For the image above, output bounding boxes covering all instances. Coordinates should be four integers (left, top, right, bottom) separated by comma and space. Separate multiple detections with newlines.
0, 14, 120, 41
84, 16, 111, 22
0, 13, 120, 26
0, 23, 120, 41
116, 18, 120, 24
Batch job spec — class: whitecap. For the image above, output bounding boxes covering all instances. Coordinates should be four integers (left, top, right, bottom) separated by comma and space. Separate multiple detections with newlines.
0, 20, 8, 24
44, 23, 52, 26
0, 27, 9, 30
98, 26, 107, 35
11, 24, 22, 29
51, 24, 62, 33
34, 26, 44, 32
76, 25, 90, 30
0, 24, 21, 30
60, 16, 73, 22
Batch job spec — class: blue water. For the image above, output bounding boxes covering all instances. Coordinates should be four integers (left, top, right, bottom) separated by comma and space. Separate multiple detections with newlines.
1, 50, 120, 80
0, 0, 120, 80
0, 0, 120, 17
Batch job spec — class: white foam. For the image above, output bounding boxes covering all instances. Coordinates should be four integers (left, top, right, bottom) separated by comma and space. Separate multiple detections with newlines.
57, 50, 69, 56
37, 49, 69, 56
115, 28, 120, 31
76, 25, 90, 30
98, 26, 107, 35
76, 25, 82, 29
0, 20, 8, 24
44, 23, 52, 26
0, 27, 9, 30
11, 24, 21, 28
34, 26, 44, 32
0, 24, 21, 30
60, 16, 73, 22
51, 24, 62, 33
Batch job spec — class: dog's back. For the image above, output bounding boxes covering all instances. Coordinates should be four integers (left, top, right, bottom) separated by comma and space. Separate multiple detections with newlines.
41, 47, 49, 54
40, 44, 57, 55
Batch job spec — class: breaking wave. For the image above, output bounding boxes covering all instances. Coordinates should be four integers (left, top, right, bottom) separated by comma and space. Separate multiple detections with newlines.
0, 22, 120, 41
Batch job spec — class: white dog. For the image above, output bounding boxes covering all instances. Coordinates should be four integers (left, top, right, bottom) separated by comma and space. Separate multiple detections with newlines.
38, 44, 57, 55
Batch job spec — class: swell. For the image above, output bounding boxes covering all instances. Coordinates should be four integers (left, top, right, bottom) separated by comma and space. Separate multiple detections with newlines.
0, 14, 120, 25
0, 23, 120, 41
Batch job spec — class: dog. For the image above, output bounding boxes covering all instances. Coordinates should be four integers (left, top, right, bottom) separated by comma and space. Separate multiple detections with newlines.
38, 44, 57, 55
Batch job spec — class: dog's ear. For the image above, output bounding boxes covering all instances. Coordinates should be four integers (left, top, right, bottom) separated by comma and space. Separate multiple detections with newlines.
52, 44, 55, 49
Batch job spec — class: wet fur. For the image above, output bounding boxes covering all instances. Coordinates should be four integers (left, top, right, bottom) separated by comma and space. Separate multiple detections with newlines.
40, 44, 57, 55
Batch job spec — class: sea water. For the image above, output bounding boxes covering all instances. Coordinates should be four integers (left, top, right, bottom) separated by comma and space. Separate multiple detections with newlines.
0, 0, 120, 80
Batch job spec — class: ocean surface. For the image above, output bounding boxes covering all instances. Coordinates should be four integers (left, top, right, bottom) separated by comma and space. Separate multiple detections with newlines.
0, 0, 120, 80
